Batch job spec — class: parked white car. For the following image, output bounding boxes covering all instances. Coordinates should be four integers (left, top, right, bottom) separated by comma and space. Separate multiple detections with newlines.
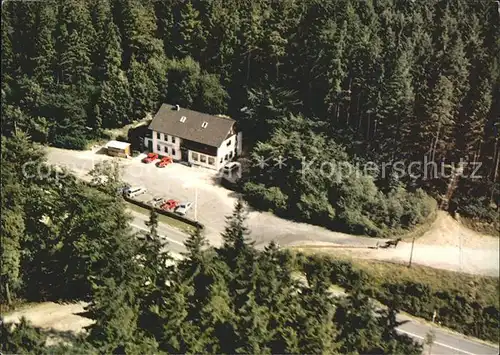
175, 202, 193, 216
222, 162, 241, 178
90, 175, 108, 186
125, 186, 147, 198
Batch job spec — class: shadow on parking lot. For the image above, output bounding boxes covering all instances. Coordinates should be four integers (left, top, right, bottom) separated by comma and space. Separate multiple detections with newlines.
94, 147, 108, 155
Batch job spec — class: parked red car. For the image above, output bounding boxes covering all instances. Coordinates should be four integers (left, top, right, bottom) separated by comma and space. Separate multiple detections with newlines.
142, 153, 158, 164
156, 156, 173, 168
160, 199, 179, 210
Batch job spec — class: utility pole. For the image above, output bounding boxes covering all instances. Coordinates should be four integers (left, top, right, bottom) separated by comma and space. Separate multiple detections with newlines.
409, 237, 415, 268
194, 187, 198, 221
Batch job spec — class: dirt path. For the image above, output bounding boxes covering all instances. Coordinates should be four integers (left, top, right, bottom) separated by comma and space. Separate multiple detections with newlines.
2, 301, 94, 334
290, 212, 499, 276
416, 211, 499, 248
46, 147, 499, 276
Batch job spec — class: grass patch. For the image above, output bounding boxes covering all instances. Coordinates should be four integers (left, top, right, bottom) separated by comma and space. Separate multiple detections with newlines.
395, 209, 438, 241
459, 216, 499, 237
125, 201, 195, 234
291, 249, 500, 342
1, 300, 38, 315
294, 249, 499, 307
102, 118, 151, 140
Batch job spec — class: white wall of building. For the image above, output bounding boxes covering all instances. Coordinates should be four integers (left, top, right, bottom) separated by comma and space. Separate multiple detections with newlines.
144, 130, 239, 171
145, 131, 181, 160
188, 150, 218, 170
216, 134, 237, 170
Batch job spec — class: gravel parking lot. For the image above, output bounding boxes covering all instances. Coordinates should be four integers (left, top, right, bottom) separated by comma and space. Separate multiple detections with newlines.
46, 147, 381, 246
45, 147, 500, 276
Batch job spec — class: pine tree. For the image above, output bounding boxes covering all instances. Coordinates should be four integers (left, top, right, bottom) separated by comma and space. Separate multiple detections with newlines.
90, 0, 122, 81
183, 227, 207, 261
153, 0, 175, 58
145, 207, 159, 239
118, 0, 164, 67
0, 136, 27, 303
139, 208, 173, 294
456, 78, 493, 162
1, 6, 15, 85
54, 0, 95, 86
31, 4, 56, 86
175, 1, 207, 60
97, 70, 132, 128
334, 286, 381, 353
377, 50, 415, 161
0, 318, 46, 354
425, 75, 456, 165
127, 58, 160, 121
221, 198, 253, 253
8, 1, 38, 76
86, 277, 141, 353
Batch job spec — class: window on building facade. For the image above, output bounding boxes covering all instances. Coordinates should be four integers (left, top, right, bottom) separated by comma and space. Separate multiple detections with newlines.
220, 158, 223, 163
172, 136, 176, 143
200, 155, 207, 163
192, 152, 198, 161
224, 154, 228, 161
164, 145, 168, 153
227, 139, 231, 146
229, 151, 233, 159
157, 132, 160, 139
208, 157, 215, 165
172, 148, 176, 156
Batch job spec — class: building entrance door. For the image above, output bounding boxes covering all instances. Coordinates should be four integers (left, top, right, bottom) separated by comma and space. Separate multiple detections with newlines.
181, 147, 188, 162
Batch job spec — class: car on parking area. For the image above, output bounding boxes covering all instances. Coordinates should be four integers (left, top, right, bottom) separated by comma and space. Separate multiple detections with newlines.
174, 202, 193, 216
142, 153, 158, 164
156, 156, 173, 168
222, 162, 241, 177
90, 175, 109, 186
124, 186, 147, 198
117, 183, 131, 195
148, 197, 165, 207
160, 199, 179, 210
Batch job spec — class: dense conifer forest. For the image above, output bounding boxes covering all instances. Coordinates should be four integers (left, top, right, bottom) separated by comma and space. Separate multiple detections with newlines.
2, 0, 498, 231
1, 1, 499, 350
1, 136, 425, 353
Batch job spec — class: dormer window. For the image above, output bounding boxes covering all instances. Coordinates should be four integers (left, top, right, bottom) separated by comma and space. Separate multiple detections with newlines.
180, 116, 187, 123
201, 121, 208, 128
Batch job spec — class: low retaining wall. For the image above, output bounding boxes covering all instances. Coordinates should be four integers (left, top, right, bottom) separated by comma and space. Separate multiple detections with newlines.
81, 180, 204, 230
124, 195, 204, 230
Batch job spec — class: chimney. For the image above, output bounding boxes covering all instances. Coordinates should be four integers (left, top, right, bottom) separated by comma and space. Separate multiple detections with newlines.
175, 104, 180, 111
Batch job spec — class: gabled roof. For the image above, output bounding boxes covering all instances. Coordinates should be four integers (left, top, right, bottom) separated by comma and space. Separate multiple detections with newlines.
148, 104, 235, 147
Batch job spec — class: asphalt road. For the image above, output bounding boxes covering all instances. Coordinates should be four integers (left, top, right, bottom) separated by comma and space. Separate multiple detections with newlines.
396, 314, 498, 355
128, 209, 186, 258
45, 147, 499, 276
129, 212, 499, 355
45, 148, 498, 354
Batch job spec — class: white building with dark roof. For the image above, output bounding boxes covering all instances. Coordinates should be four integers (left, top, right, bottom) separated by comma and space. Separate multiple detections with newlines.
144, 104, 242, 170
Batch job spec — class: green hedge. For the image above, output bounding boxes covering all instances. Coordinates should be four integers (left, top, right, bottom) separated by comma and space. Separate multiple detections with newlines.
294, 253, 499, 343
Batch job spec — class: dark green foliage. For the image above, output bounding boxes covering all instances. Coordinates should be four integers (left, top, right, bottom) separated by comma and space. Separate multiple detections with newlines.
1, 0, 499, 349
68, 196, 425, 354
1, 0, 497, 212
163, 57, 228, 114
244, 115, 437, 237
0, 318, 47, 354
295, 252, 500, 343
